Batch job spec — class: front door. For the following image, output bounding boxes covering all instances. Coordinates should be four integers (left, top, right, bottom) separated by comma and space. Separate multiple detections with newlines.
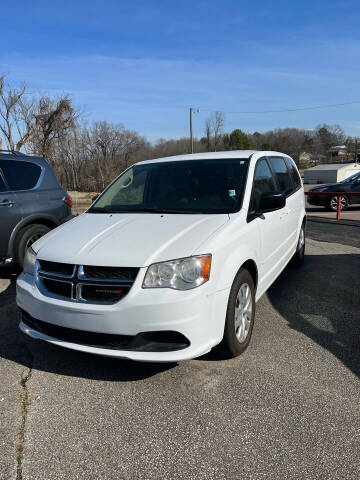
248, 157, 290, 290
0, 167, 22, 258
269, 156, 302, 251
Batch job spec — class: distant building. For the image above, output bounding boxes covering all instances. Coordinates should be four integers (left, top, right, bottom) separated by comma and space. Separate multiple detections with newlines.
303, 163, 360, 184
298, 152, 312, 168
329, 145, 347, 157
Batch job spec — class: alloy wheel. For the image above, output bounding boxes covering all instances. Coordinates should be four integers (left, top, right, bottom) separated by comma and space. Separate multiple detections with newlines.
330, 196, 347, 210
25, 233, 43, 251
234, 283, 253, 343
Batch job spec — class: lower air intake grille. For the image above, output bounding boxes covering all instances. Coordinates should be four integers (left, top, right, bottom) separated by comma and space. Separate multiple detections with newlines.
21, 310, 190, 352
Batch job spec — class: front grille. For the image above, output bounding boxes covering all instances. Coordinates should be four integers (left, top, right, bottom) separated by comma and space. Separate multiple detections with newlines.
81, 284, 130, 303
82, 265, 138, 280
42, 278, 72, 299
36, 261, 139, 304
38, 260, 74, 276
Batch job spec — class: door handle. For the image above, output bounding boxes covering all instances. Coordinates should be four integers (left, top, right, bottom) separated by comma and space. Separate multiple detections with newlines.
279, 209, 291, 219
0, 199, 16, 207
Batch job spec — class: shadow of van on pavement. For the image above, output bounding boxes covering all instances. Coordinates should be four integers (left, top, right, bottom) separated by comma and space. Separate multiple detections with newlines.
267, 252, 360, 378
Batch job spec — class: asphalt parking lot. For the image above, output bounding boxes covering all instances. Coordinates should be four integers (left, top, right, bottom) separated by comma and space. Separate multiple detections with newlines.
0, 220, 359, 480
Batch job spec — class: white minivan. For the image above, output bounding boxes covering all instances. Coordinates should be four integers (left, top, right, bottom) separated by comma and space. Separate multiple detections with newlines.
17, 151, 306, 362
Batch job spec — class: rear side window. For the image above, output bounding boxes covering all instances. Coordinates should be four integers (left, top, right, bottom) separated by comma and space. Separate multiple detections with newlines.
0, 171, 6, 192
250, 158, 277, 211
0, 160, 42, 191
284, 157, 301, 191
268, 157, 293, 195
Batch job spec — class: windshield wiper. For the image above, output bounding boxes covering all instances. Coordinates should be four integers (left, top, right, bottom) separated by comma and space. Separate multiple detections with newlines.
128, 207, 205, 214
87, 206, 114, 213
88, 206, 206, 214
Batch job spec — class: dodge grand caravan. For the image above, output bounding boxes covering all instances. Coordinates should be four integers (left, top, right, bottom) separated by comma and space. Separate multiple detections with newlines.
17, 151, 306, 361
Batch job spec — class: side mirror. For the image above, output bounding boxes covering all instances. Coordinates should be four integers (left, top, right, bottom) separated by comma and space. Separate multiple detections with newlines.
257, 192, 286, 213
92, 194, 99, 203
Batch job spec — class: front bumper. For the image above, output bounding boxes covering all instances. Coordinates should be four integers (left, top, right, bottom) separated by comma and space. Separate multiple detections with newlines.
16, 272, 229, 362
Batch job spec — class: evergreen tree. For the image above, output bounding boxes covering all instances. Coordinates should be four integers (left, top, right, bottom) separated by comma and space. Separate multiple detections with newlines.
229, 129, 252, 150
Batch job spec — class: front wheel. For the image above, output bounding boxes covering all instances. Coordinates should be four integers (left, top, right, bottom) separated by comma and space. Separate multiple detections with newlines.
15, 224, 50, 268
220, 269, 255, 357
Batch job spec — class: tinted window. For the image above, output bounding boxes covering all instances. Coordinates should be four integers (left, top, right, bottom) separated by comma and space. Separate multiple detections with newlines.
0, 171, 6, 192
0, 160, 42, 191
250, 158, 277, 211
109, 168, 148, 206
268, 157, 293, 195
342, 172, 360, 184
91, 159, 250, 214
284, 157, 301, 190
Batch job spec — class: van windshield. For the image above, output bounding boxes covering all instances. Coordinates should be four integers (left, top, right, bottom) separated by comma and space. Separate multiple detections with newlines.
89, 159, 250, 214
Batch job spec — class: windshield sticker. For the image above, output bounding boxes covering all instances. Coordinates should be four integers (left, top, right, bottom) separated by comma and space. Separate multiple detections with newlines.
228, 189, 236, 197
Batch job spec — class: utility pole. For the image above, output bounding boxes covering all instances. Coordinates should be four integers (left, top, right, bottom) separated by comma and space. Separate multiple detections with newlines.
355, 138, 358, 162
189, 107, 200, 154
189, 107, 194, 154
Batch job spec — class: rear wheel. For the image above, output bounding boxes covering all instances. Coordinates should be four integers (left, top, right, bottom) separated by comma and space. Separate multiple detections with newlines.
15, 224, 50, 267
328, 195, 348, 212
220, 269, 255, 357
291, 223, 305, 266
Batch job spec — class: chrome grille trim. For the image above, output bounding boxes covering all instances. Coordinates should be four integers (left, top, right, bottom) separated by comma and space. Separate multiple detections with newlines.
77, 265, 134, 285
35, 261, 138, 304
37, 260, 76, 278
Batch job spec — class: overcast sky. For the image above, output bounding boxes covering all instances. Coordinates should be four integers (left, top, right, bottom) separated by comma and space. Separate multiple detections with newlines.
3, 0, 360, 140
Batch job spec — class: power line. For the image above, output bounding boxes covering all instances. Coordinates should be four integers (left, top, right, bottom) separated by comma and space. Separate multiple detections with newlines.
199, 100, 360, 115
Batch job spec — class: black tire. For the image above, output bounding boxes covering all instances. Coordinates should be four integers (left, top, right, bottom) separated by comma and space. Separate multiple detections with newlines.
15, 224, 50, 267
220, 269, 255, 358
328, 195, 348, 212
291, 223, 306, 266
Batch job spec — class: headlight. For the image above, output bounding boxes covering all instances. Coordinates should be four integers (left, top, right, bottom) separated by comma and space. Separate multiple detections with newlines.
23, 247, 37, 276
143, 255, 211, 290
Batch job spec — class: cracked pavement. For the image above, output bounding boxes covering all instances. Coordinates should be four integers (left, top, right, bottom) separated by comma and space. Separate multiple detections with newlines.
0, 221, 359, 480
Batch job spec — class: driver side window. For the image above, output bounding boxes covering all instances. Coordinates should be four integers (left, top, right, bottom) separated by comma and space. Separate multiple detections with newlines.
250, 158, 277, 212
352, 174, 360, 184
96, 167, 148, 208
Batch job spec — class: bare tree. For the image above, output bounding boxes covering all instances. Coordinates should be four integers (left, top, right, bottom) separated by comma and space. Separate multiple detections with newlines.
30, 95, 79, 158
81, 121, 149, 191
212, 111, 225, 151
204, 119, 212, 151
0, 74, 36, 151
204, 111, 225, 151
55, 127, 87, 191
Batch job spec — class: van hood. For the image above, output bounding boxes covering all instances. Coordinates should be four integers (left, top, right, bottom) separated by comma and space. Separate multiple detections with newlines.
33, 213, 229, 267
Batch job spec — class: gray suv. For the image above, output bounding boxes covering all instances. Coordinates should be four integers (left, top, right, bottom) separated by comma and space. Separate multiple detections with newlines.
0, 151, 73, 267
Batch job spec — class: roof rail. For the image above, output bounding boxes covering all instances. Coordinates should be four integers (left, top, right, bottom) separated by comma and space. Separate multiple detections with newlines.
0, 150, 26, 156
